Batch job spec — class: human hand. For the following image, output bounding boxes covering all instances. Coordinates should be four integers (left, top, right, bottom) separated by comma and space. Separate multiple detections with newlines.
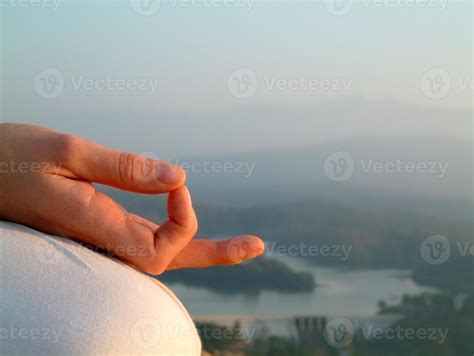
0, 123, 264, 274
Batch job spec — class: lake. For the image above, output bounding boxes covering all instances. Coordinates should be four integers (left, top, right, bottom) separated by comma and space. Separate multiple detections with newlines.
167, 256, 435, 320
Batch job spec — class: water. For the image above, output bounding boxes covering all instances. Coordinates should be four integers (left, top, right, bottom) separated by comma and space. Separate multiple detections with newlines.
168, 256, 435, 319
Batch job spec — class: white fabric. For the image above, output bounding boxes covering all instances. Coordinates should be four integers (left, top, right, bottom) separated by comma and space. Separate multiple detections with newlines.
0, 221, 201, 355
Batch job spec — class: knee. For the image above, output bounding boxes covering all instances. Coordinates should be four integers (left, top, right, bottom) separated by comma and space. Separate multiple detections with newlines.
0, 221, 201, 355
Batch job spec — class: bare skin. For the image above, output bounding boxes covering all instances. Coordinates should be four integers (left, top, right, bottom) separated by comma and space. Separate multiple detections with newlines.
0, 123, 265, 274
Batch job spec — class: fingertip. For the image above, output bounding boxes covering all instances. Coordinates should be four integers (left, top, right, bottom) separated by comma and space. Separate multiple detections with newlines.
225, 235, 265, 263
241, 235, 265, 255
156, 163, 186, 186
246, 235, 266, 258
169, 184, 192, 204
167, 185, 197, 233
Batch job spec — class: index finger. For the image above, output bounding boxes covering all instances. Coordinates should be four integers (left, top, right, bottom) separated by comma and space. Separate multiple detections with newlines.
62, 136, 186, 194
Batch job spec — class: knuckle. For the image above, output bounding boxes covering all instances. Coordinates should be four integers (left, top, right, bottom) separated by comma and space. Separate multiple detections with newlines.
190, 216, 198, 235
134, 242, 169, 275
118, 152, 139, 185
54, 134, 78, 162
118, 152, 156, 185
71, 185, 96, 211
183, 215, 198, 236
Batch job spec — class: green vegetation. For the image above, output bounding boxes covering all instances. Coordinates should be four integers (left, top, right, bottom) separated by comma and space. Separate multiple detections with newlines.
192, 202, 472, 269
413, 256, 474, 294
105, 187, 472, 271
197, 293, 474, 355
160, 258, 316, 294
103, 188, 473, 354
365, 293, 474, 356
105, 188, 472, 296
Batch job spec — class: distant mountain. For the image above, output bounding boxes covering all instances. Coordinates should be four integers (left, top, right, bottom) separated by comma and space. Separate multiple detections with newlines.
29, 96, 471, 159
180, 135, 472, 220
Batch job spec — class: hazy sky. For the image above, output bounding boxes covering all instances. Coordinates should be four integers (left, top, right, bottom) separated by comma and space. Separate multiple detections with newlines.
1, 0, 472, 155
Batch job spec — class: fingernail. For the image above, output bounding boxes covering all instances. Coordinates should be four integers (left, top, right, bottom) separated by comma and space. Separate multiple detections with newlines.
156, 164, 184, 184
